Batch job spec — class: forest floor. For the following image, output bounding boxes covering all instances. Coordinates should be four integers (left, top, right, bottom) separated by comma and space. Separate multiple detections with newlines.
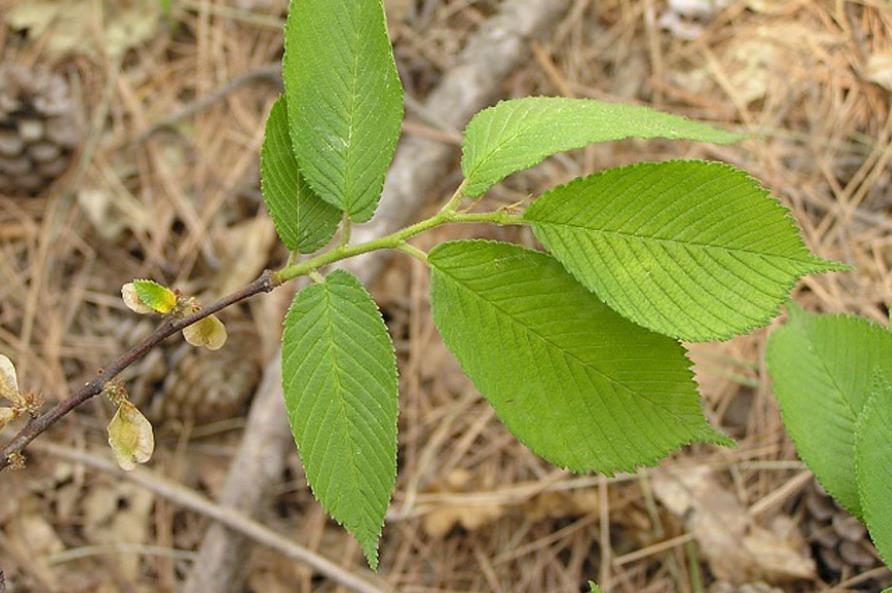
1, 1, 892, 592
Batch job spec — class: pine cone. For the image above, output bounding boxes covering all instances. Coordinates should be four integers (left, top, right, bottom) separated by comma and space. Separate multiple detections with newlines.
0, 65, 80, 196
802, 480, 890, 589
110, 315, 262, 425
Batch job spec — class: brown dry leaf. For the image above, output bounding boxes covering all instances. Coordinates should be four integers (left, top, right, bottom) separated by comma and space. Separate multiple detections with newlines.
82, 483, 154, 579
78, 188, 150, 241
422, 469, 506, 537
526, 490, 600, 522
5, 512, 65, 588
6, 0, 160, 59
867, 53, 892, 92
423, 503, 505, 538
653, 466, 815, 583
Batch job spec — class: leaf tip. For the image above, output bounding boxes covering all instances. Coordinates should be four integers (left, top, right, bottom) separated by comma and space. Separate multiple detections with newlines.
360, 537, 381, 572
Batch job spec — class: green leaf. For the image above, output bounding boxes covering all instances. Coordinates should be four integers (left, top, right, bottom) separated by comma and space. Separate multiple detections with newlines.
589, 582, 604, 593
261, 96, 341, 253
461, 97, 745, 197
428, 240, 729, 474
132, 280, 177, 314
281, 270, 398, 569
283, 0, 404, 222
766, 304, 892, 516
524, 160, 844, 342
855, 371, 892, 566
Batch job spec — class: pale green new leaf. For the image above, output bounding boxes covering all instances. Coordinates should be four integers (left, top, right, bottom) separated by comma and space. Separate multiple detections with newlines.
766, 304, 892, 516
428, 240, 729, 475
525, 161, 844, 342
589, 582, 604, 593
855, 371, 892, 566
281, 270, 398, 569
261, 96, 341, 252
461, 97, 744, 197
283, 0, 404, 222
132, 280, 177, 314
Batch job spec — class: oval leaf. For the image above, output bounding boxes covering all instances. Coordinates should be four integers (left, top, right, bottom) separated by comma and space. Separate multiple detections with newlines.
183, 315, 228, 351
122, 283, 154, 314
261, 96, 341, 252
283, 0, 404, 222
855, 371, 892, 566
525, 160, 844, 341
428, 240, 729, 475
461, 97, 744, 197
0, 354, 19, 399
0, 407, 18, 433
767, 304, 892, 516
281, 270, 398, 569
130, 280, 177, 314
108, 401, 155, 471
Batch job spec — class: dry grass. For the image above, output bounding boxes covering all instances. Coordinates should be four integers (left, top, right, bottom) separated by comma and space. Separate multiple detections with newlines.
1, 0, 891, 592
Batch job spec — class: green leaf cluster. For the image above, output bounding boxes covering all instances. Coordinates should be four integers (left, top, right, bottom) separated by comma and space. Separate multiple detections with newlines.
767, 305, 892, 572
260, 0, 840, 569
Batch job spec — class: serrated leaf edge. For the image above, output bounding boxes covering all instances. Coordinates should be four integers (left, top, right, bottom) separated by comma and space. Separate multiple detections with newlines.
260, 95, 340, 253
281, 270, 399, 569
132, 279, 177, 314
282, 0, 404, 222
767, 303, 887, 518
428, 239, 732, 476
524, 160, 846, 342
461, 98, 747, 197
854, 368, 892, 567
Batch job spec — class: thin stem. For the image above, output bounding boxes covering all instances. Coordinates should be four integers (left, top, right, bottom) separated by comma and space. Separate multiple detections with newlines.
397, 242, 428, 263
0, 186, 528, 472
437, 179, 468, 214
0, 272, 279, 471
275, 208, 526, 283
339, 213, 352, 247
450, 211, 525, 226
